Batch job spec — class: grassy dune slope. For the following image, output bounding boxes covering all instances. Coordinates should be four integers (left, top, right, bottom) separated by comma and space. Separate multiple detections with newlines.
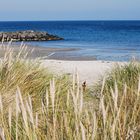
0, 43, 140, 140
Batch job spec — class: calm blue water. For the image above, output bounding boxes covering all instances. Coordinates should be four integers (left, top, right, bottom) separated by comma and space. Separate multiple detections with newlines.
0, 21, 140, 61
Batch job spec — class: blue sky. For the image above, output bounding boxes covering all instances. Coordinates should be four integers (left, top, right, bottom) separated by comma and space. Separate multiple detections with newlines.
0, 0, 140, 21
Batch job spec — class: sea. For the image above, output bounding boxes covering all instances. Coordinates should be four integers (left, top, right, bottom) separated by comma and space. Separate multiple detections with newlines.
0, 20, 140, 61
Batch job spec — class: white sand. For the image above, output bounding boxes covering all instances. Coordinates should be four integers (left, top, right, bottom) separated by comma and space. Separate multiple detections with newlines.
42, 60, 119, 86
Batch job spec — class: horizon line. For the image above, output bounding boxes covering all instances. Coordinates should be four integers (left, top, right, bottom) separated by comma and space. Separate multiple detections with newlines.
0, 19, 140, 22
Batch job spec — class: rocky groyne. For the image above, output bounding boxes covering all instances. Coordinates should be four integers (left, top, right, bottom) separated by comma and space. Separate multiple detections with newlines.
0, 30, 63, 42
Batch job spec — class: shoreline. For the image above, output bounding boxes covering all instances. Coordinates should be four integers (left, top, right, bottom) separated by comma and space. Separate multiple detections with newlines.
0, 43, 134, 62
0, 43, 81, 59
0, 43, 98, 61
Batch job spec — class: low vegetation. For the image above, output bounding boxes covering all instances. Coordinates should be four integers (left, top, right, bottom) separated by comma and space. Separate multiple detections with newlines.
0, 43, 140, 140
95, 62, 140, 139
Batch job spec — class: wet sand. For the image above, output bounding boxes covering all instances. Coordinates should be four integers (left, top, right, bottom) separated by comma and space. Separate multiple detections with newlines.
0, 43, 97, 60
0, 43, 80, 59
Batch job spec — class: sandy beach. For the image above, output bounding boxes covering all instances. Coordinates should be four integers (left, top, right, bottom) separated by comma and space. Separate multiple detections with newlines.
42, 60, 118, 86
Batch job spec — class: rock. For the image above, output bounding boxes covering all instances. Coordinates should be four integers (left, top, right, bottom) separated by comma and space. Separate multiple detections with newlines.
0, 30, 63, 42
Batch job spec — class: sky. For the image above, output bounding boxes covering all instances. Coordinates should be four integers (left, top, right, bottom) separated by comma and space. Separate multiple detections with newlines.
0, 0, 140, 21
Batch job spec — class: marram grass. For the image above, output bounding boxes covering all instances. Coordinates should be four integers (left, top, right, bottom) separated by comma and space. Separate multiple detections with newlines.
0, 43, 140, 140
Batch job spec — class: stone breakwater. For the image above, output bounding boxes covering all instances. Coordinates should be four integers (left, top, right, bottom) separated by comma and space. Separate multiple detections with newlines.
0, 30, 63, 42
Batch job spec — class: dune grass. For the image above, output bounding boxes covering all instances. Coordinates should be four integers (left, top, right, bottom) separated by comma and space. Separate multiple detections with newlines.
100, 62, 140, 92
94, 62, 140, 139
0, 43, 140, 139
